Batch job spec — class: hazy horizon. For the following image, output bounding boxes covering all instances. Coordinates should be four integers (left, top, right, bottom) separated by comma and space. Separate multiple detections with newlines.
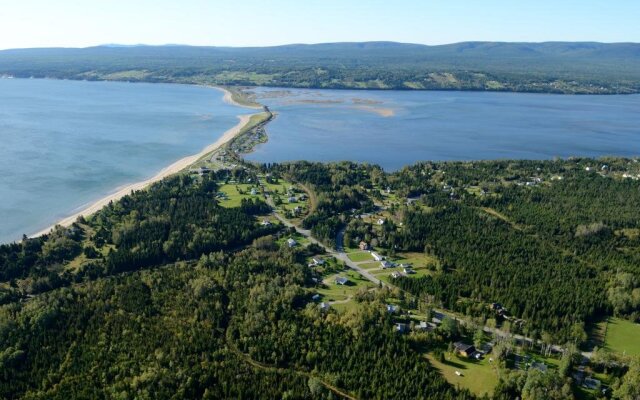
1, 0, 638, 50
3, 39, 640, 52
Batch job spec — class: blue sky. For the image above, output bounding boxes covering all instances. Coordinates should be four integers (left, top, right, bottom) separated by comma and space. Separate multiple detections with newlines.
1, 0, 638, 49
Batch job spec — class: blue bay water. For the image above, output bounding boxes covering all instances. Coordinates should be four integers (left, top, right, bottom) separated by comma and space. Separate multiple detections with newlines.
0, 79, 242, 243
245, 88, 640, 169
2, 82, 640, 243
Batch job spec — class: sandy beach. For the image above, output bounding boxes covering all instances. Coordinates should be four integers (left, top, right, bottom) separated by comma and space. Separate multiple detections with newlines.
31, 87, 258, 238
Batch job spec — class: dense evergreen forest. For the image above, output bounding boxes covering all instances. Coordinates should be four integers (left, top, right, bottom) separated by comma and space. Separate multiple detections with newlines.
1, 42, 640, 94
2, 157, 640, 398
263, 159, 640, 341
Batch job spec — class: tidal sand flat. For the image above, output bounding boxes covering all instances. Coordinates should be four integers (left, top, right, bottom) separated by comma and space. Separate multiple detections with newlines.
245, 88, 640, 170
0, 79, 246, 243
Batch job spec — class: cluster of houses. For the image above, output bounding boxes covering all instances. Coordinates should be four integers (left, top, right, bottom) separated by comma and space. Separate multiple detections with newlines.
622, 172, 640, 180
516, 177, 543, 187
389, 266, 416, 279
393, 320, 437, 335
285, 186, 306, 203
386, 304, 438, 334
368, 250, 416, 276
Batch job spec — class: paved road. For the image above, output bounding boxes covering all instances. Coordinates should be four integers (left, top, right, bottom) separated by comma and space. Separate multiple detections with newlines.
269, 209, 383, 286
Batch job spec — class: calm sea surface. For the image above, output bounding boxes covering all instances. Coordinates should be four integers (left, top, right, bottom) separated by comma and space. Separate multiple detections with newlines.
0, 79, 242, 243
245, 87, 640, 169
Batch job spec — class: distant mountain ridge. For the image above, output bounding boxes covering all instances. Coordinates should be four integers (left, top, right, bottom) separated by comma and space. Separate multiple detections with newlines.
1, 41, 639, 93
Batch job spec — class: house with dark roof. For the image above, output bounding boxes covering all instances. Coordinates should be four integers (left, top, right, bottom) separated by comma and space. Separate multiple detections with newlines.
454, 342, 476, 358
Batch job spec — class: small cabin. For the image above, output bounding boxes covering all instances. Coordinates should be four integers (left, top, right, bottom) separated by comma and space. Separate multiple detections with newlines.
454, 342, 476, 358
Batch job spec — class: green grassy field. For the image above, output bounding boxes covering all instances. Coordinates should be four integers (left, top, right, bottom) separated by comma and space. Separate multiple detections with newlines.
373, 268, 431, 285
261, 181, 291, 195
316, 270, 375, 304
394, 252, 439, 271
604, 317, 640, 356
347, 251, 374, 262
360, 262, 381, 270
426, 354, 499, 397
276, 232, 310, 248
217, 184, 261, 208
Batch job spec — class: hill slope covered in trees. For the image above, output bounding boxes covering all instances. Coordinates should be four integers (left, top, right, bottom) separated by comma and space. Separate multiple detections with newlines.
1, 42, 639, 93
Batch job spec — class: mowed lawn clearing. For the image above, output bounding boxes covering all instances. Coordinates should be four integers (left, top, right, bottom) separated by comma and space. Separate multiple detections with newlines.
316, 270, 375, 303
426, 354, 499, 397
217, 184, 262, 208
604, 317, 640, 356
347, 251, 374, 262
360, 262, 381, 270
394, 252, 439, 270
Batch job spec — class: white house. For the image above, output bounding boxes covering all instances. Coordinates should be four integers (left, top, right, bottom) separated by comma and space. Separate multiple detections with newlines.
311, 294, 321, 301
381, 260, 393, 269
319, 302, 330, 312
287, 238, 297, 248
390, 271, 401, 279
312, 257, 325, 266
386, 304, 399, 313
335, 277, 349, 285
261, 220, 272, 226
371, 252, 384, 261
377, 218, 386, 225
250, 188, 258, 195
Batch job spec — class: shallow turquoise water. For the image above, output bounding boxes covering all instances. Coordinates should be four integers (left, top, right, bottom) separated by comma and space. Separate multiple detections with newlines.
0, 79, 242, 243
245, 87, 640, 169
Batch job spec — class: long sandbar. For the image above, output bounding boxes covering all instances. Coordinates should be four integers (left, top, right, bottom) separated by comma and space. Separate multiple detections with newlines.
31, 87, 257, 238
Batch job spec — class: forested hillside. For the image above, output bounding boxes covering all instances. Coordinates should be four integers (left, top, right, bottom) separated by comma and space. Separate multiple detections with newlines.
0, 170, 468, 399
1, 42, 640, 93
2, 157, 640, 398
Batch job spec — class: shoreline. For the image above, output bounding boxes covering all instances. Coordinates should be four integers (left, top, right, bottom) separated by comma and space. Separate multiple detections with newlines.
30, 87, 260, 238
